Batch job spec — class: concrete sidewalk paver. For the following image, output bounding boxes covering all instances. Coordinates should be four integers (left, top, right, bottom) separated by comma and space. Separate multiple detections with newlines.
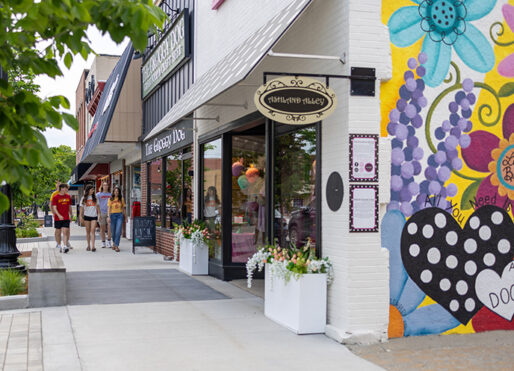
0, 312, 43, 371
66, 298, 380, 371
8, 224, 383, 370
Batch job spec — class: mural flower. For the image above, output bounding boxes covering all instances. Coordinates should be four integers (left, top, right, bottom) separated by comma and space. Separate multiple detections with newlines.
388, 0, 496, 87
382, 210, 460, 337
461, 104, 514, 206
498, 4, 514, 77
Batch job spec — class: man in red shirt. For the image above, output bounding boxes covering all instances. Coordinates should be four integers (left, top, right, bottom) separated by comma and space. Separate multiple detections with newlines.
51, 183, 72, 253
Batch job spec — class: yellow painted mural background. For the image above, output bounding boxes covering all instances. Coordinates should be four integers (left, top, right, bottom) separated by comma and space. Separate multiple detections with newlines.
381, 0, 514, 338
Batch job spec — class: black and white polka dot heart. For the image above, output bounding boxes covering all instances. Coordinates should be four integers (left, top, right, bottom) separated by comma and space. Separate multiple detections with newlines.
401, 205, 514, 324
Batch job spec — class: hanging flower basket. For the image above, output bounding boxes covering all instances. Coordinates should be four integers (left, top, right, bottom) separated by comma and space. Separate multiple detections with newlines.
246, 240, 333, 334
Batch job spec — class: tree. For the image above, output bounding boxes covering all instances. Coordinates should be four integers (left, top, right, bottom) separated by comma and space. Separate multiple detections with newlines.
0, 0, 165, 213
13, 145, 76, 208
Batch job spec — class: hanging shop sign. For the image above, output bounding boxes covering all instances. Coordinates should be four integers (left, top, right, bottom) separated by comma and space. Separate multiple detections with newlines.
142, 120, 193, 162
141, 9, 190, 99
254, 76, 337, 125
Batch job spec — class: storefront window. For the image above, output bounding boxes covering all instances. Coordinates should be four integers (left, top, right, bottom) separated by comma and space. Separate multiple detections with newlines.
231, 135, 266, 263
202, 139, 222, 260
149, 159, 162, 226
165, 147, 193, 228
274, 126, 317, 249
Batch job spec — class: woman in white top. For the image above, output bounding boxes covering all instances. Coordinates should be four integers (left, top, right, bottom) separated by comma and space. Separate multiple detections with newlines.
80, 185, 101, 252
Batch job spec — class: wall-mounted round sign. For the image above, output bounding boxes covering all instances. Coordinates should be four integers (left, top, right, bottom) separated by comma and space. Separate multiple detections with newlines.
254, 76, 337, 125
326, 172, 344, 212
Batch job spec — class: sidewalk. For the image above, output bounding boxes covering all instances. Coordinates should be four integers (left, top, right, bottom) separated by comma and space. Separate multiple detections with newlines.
3, 224, 381, 371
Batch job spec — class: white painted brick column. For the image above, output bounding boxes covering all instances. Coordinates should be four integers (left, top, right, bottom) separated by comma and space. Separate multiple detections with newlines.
324, 0, 392, 345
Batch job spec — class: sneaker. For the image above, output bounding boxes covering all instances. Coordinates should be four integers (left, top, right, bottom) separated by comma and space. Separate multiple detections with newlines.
56, 244, 59, 249
67, 243, 73, 249
58, 245, 62, 253
64, 247, 69, 253
107, 240, 112, 248
101, 241, 106, 248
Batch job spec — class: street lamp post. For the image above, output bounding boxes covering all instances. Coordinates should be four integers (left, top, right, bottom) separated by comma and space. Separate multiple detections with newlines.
0, 182, 24, 272
0, 67, 25, 272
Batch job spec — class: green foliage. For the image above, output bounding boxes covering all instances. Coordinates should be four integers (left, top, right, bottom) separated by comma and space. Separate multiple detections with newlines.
274, 127, 316, 215
0, 0, 166, 214
165, 157, 192, 209
0, 270, 25, 296
16, 228, 39, 238
17, 258, 29, 271
17, 214, 40, 229
13, 145, 76, 208
16, 214, 40, 238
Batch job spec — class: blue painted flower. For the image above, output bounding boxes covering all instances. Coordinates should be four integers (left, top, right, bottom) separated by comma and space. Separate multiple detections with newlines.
388, 0, 496, 87
382, 210, 460, 336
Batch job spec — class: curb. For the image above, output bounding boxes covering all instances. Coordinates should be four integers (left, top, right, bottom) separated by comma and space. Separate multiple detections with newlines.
0, 294, 28, 311
17, 234, 48, 243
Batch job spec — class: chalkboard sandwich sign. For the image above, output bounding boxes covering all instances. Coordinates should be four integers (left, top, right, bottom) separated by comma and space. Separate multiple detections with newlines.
44, 215, 53, 228
132, 216, 156, 254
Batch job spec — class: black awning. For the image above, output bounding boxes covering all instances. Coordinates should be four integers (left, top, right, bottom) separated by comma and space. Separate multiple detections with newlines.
81, 43, 134, 163
70, 162, 93, 184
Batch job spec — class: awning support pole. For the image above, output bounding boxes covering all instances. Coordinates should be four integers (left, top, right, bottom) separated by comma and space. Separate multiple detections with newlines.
268, 50, 346, 64
184, 116, 220, 122
204, 102, 248, 109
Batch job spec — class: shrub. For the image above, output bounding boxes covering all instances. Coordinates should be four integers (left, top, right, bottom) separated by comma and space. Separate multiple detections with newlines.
16, 228, 39, 238
17, 258, 29, 271
0, 270, 25, 296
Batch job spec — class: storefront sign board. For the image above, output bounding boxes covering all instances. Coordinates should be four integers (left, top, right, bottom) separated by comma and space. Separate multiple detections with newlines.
141, 10, 190, 99
142, 120, 193, 162
349, 185, 378, 232
254, 76, 337, 125
349, 134, 378, 182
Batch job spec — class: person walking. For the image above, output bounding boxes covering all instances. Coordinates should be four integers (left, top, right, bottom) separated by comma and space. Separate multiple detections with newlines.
96, 182, 112, 248
80, 185, 101, 252
107, 186, 125, 252
51, 183, 72, 253
50, 181, 73, 249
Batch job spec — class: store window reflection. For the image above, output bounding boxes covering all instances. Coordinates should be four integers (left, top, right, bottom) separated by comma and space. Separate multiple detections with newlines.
275, 126, 317, 248
165, 147, 193, 228
202, 139, 222, 260
149, 159, 162, 226
231, 135, 266, 263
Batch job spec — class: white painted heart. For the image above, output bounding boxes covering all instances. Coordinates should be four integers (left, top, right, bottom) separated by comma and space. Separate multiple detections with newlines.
475, 261, 514, 321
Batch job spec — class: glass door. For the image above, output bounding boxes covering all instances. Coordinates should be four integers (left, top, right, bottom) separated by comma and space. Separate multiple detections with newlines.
231, 134, 266, 263
202, 139, 223, 261
274, 125, 318, 249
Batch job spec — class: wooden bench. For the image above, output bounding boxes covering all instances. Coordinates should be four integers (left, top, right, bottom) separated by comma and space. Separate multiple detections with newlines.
28, 248, 66, 307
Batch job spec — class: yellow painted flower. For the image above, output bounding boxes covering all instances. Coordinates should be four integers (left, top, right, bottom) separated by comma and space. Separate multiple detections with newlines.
489, 133, 514, 200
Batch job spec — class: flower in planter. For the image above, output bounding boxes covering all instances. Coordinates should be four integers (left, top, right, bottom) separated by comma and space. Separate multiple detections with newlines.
173, 219, 215, 250
246, 239, 334, 288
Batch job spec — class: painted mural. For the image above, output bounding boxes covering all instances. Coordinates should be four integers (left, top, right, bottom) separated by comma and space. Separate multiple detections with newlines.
381, 0, 514, 337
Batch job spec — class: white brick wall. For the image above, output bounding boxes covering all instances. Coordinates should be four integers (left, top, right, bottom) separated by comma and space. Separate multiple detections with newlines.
194, 0, 391, 343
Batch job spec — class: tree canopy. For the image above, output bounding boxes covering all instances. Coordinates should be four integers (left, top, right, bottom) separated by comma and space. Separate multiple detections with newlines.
13, 145, 76, 208
0, 0, 165, 213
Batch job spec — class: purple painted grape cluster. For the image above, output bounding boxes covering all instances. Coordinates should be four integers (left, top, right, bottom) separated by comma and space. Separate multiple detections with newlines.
416, 78, 476, 211
387, 53, 428, 217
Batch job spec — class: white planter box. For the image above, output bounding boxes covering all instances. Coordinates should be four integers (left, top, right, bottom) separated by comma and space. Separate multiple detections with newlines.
179, 238, 209, 275
264, 264, 327, 334
126, 219, 132, 240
